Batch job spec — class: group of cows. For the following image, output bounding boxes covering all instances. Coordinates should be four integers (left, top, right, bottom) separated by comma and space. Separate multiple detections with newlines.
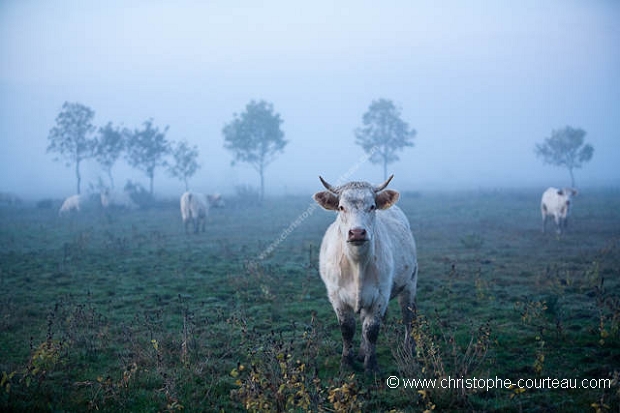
55, 180, 577, 373
58, 189, 138, 215
57, 189, 224, 234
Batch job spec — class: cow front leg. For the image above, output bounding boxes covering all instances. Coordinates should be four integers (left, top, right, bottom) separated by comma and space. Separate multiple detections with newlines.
360, 310, 381, 373
336, 308, 356, 368
554, 215, 562, 234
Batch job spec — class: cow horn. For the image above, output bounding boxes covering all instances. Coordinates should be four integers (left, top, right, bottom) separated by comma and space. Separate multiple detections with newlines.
319, 176, 339, 194
374, 174, 394, 192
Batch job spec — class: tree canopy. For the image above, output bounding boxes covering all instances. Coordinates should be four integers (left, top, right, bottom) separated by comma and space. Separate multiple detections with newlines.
125, 119, 170, 195
95, 122, 125, 189
222, 100, 287, 200
354, 99, 416, 180
46, 102, 96, 194
534, 126, 594, 188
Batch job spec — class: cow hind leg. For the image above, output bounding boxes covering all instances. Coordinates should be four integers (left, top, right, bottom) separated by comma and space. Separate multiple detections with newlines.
398, 284, 417, 356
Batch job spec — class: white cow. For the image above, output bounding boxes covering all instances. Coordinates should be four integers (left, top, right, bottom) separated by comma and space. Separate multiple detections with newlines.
541, 187, 578, 234
100, 188, 138, 209
313, 175, 418, 372
58, 194, 84, 216
180, 192, 224, 234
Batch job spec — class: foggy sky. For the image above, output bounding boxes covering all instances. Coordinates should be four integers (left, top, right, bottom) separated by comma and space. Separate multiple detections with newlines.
1, 0, 619, 199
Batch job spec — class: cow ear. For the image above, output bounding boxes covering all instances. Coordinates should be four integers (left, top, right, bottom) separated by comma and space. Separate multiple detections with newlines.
557, 190, 564, 196
571, 189, 578, 196
376, 190, 399, 210
313, 191, 339, 210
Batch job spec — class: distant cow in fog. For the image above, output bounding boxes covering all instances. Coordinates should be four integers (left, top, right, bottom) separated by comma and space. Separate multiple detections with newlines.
313, 175, 418, 373
180, 192, 224, 234
541, 187, 578, 234
58, 194, 84, 216
100, 188, 137, 210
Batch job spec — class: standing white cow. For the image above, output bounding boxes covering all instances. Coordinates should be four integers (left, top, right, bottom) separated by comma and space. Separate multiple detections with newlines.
180, 192, 224, 234
541, 187, 578, 234
313, 175, 418, 373
58, 194, 84, 216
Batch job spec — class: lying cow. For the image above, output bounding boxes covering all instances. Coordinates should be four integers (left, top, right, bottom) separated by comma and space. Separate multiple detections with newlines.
541, 187, 578, 234
58, 194, 84, 216
313, 175, 418, 373
180, 192, 224, 234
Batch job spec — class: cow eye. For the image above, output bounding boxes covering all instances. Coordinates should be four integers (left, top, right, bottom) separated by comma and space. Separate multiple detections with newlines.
338, 205, 345, 212
369, 204, 376, 211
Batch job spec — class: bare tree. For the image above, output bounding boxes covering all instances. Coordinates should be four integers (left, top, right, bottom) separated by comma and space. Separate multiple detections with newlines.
535, 126, 594, 187
47, 102, 96, 194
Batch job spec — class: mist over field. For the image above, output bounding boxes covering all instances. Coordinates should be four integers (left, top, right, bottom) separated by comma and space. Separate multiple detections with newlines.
1, 0, 619, 200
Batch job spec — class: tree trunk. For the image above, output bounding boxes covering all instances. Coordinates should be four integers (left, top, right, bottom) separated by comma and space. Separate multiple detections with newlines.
149, 173, 154, 195
76, 159, 81, 195
569, 167, 575, 188
184, 177, 189, 191
108, 169, 115, 189
259, 164, 265, 202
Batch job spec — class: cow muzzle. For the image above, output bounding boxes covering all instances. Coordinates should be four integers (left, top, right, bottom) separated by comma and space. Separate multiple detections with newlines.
347, 228, 368, 245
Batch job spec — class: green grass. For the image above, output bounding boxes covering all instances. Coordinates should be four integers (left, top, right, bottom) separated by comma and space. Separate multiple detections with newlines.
1, 188, 619, 412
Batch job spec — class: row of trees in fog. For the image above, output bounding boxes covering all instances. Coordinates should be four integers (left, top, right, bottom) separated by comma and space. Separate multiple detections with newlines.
47, 99, 594, 199
47, 102, 198, 196
46, 99, 418, 199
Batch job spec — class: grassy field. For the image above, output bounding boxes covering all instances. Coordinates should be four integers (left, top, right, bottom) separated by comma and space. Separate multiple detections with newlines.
1, 188, 619, 412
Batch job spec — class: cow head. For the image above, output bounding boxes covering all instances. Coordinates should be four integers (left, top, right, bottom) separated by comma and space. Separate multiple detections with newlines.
207, 194, 225, 208
557, 188, 578, 217
313, 175, 399, 250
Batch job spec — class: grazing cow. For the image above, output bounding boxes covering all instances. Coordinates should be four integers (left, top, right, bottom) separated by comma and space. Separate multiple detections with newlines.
541, 187, 578, 234
313, 175, 418, 373
58, 194, 83, 216
180, 192, 224, 233
100, 188, 138, 210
